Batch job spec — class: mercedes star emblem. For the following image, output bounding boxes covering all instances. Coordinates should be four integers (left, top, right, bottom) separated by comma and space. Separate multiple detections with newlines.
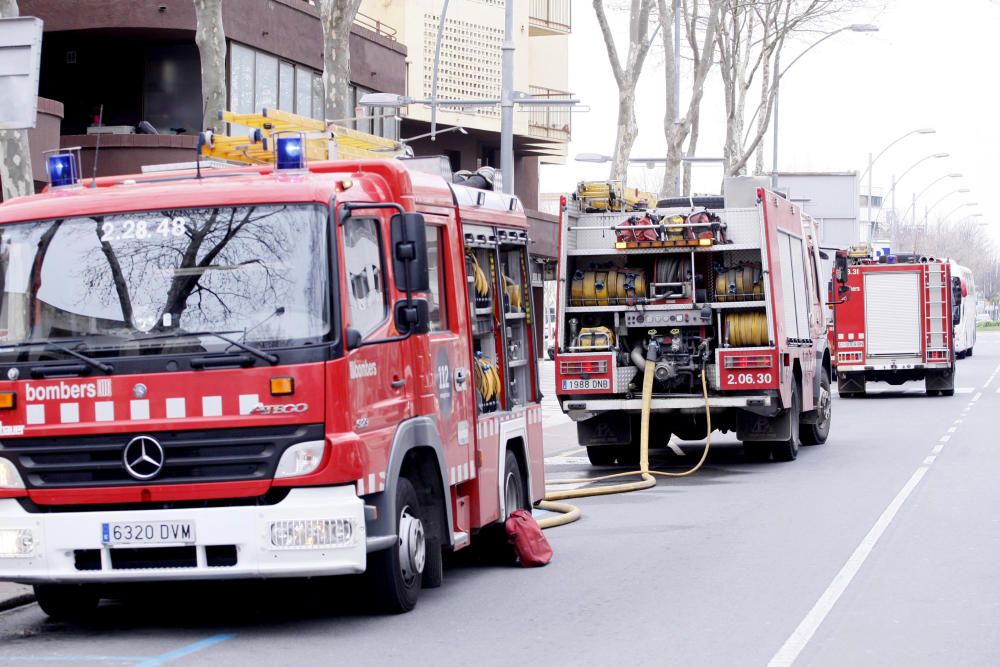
133, 383, 148, 399
123, 435, 165, 480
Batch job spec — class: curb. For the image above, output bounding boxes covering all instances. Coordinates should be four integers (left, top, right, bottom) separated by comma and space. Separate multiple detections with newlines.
0, 593, 35, 613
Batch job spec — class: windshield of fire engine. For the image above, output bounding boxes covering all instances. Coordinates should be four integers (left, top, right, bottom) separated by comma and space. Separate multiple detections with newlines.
0, 204, 330, 357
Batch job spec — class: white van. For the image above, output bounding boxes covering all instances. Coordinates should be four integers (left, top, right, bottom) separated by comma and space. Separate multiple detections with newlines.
950, 262, 976, 358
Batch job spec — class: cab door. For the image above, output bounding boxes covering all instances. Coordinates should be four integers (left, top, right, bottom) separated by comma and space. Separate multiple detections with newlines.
422, 216, 475, 486
340, 213, 414, 489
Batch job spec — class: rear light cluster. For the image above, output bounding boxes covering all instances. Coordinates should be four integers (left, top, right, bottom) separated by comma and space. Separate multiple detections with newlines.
560, 360, 608, 375
927, 350, 950, 361
724, 355, 773, 370
838, 351, 863, 364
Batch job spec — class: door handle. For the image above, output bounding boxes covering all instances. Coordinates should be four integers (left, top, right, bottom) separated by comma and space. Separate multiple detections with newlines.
455, 369, 468, 385
391, 378, 406, 389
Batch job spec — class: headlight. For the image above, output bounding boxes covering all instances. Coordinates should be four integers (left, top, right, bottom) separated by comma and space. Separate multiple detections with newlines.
275, 440, 326, 479
0, 458, 24, 489
0, 529, 34, 558
268, 519, 355, 550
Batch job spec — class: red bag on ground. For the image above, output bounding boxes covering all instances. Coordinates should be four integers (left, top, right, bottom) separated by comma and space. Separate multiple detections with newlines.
505, 509, 553, 567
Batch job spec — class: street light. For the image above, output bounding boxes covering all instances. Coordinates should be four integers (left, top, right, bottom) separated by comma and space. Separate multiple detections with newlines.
875, 152, 950, 231
859, 127, 936, 230
942, 201, 978, 221
771, 23, 879, 188
899, 172, 963, 225
925, 188, 972, 218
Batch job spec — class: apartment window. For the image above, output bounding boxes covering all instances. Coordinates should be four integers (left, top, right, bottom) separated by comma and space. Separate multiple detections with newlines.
230, 42, 321, 119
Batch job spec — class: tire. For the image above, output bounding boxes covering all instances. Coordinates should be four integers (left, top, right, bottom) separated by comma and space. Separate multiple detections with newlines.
768, 383, 801, 462
957, 350, 967, 360
587, 445, 619, 466
967, 347, 973, 358
33, 584, 99, 620
370, 477, 425, 614
800, 370, 831, 446
940, 388, 955, 397
502, 450, 527, 517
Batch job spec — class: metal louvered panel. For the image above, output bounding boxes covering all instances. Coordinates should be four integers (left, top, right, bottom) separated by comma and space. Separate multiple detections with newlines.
864, 272, 921, 357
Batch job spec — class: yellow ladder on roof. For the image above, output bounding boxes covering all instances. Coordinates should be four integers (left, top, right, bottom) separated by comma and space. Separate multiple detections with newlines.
200, 108, 401, 164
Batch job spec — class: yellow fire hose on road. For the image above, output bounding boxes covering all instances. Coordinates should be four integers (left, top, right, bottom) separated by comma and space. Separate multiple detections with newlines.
535, 358, 713, 529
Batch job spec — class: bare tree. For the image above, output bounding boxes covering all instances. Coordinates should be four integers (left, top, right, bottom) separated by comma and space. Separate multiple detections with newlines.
0, 0, 33, 201
658, 0, 722, 196
715, 0, 848, 177
594, 0, 657, 182
193, 0, 227, 132
317, 0, 363, 122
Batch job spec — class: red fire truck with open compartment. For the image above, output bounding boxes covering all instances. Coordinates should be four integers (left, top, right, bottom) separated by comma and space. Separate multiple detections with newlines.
0, 147, 544, 616
830, 246, 957, 397
554, 180, 832, 464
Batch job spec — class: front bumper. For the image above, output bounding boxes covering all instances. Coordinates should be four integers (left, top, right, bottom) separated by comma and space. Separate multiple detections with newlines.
0, 486, 367, 584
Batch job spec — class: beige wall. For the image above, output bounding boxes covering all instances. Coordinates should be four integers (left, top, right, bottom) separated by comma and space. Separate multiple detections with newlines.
360, 0, 569, 148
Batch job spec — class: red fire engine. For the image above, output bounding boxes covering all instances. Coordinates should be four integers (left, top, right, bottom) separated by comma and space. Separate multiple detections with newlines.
555, 181, 832, 464
831, 246, 957, 396
0, 149, 544, 616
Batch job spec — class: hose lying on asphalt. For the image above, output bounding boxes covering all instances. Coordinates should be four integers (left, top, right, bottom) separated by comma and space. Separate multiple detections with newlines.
535, 360, 713, 529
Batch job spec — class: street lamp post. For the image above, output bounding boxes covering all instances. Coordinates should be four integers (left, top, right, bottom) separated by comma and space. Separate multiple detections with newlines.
858, 127, 936, 232
941, 201, 978, 222
875, 152, 950, 243
771, 24, 878, 189
898, 172, 963, 227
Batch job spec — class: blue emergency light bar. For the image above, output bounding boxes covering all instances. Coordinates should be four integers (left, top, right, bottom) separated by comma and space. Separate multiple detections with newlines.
276, 135, 305, 170
46, 153, 79, 187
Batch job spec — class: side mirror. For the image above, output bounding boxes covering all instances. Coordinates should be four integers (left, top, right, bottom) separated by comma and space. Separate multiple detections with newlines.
345, 327, 363, 351
391, 212, 430, 293
834, 253, 848, 284
395, 298, 430, 335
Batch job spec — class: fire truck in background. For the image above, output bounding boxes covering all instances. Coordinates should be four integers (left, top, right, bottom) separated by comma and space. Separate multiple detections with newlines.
554, 180, 832, 465
831, 246, 957, 397
0, 121, 544, 616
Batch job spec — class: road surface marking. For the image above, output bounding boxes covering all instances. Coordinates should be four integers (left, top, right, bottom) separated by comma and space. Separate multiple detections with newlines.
932, 444, 944, 454
767, 467, 929, 667
956, 387, 974, 394
545, 456, 592, 465
923, 455, 936, 465
947, 426, 957, 434
940, 435, 951, 443
984, 362, 1000, 388
135, 634, 235, 667
667, 441, 686, 456
973, 392, 983, 402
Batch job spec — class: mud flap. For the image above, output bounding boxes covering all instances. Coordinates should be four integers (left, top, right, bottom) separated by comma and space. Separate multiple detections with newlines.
737, 408, 792, 442
925, 365, 955, 391
576, 411, 632, 446
838, 372, 865, 395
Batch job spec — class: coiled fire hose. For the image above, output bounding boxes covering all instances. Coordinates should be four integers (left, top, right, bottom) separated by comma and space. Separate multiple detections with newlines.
725, 311, 768, 347
535, 354, 713, 529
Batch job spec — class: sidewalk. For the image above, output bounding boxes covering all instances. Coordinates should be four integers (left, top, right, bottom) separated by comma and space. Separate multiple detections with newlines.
0, 582, 33, 611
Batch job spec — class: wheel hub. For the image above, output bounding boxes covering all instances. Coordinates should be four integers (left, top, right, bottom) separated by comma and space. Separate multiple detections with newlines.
398, 507, 425, 585
817, 386, 831, 429
504, 472, 521, 517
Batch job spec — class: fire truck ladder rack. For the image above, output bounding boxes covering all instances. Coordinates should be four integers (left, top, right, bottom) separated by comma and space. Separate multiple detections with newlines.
200, 108, 402, 164
924, 262, 951, 358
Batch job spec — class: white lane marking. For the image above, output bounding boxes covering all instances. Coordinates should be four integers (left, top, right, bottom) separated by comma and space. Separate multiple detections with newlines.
973, 392, 983, 402
667, 440, 686, 456
947, 427, 957, 434
956, 387, 974, 394
923, 455, 936, 465
940, 435, 951, 443
545, 456, 593, 465
768, 466, 929, 667
932, 444, 944, 454
954, 419, 963, 424
984, 362, 1000, 388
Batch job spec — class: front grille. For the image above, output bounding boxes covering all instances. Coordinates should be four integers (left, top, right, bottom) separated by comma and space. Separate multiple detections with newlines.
1, 424, 323, 489
73, 545, 238, 571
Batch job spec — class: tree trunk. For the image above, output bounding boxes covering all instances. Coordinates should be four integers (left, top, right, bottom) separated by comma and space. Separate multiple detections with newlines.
0, 0, 33, 201
193, 0, 226, 132
683, 112, 700, 196
318, 0, 362, 122
753, 50, 770, 176
610, 87, 638, 183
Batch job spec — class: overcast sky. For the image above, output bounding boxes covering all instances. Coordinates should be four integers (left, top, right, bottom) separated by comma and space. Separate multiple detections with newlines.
540, 0, 999, 241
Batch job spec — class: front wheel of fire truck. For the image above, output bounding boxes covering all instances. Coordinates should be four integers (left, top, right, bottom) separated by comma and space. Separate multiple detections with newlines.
33, 584, 100, 620
801, 370, 832, 446
768, 382, 802, 462
371, 477, 426, 613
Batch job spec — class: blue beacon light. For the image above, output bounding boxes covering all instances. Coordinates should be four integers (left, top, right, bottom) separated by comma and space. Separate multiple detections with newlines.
276, 135, 305, 170
46, 153, 79, 187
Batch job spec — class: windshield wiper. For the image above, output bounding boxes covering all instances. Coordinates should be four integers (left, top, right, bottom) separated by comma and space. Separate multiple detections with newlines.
0, 339, 113, 374
131, 330, 279, 365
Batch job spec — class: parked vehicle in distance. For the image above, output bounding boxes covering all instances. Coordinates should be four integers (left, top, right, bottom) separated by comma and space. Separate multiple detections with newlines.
950, 261, 976, 358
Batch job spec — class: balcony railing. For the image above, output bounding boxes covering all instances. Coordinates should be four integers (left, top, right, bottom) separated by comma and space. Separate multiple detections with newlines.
529, 0, 571, 35
527, 86, 572, 142
297, 2, 397, 40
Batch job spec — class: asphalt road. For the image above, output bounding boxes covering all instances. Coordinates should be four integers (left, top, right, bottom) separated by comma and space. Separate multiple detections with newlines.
3, 335, 1000, 666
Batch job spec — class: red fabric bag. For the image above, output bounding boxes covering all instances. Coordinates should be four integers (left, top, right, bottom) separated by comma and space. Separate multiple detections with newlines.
505, 509, 553, 567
